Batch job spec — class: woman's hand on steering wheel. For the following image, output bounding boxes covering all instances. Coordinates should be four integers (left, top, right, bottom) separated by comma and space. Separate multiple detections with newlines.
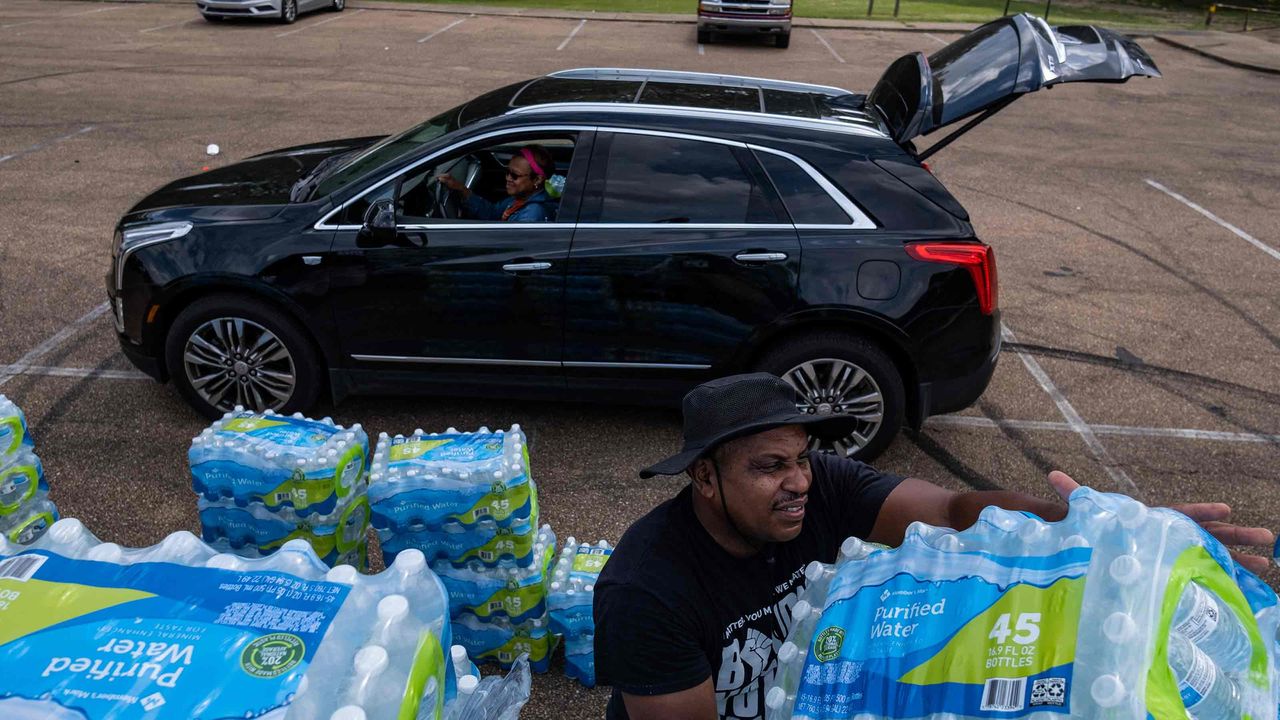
437, 173, 466, 193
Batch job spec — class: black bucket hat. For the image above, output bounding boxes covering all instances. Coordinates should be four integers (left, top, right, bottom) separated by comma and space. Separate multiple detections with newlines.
640, 373, 861, 478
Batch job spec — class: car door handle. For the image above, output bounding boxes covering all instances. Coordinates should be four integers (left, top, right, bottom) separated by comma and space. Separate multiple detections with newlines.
734, 252, 788, 263
502, 262, 553, 273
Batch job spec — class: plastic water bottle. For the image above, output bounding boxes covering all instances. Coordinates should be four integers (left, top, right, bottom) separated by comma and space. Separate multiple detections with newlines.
1173, 581, 1252, 672
343, 645, 408, 719
1167, 631, 1242, 718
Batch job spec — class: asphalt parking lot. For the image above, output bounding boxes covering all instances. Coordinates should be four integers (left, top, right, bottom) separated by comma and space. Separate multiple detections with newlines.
1, 1, 1279, 715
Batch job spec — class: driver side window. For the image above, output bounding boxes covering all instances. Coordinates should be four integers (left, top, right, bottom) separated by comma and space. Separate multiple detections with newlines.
343, 134, 579, 226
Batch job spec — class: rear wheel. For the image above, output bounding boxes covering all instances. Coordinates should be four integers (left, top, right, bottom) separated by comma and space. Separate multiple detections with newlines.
279, 0, 297, 23
697, 29, 711, 44
775, 31, 790, 48
755, 333, 904, 461
165, 295, 322, 419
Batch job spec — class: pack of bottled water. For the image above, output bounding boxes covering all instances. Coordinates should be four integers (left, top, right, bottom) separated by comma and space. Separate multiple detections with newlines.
0, 395, 35, 456
380, 513, 543, 569
548, 537, 613, 688
451, 613, 557, 674
0, 395, 58, 546
0, 517, 473, 719
433, 526, 557, 625
368, 426, 532, 534
199, 494, 371, 568
764, 486, 1280, 720
190, 408, 371, 568
190, 408, 369, 516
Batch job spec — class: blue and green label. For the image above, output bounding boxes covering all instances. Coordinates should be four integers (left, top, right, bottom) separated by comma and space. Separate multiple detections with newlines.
795, 546, 1090, 719
0, 550, 348, 718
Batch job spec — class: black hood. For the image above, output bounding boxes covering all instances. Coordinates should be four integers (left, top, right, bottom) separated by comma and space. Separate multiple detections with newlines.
127, 136, 383, 216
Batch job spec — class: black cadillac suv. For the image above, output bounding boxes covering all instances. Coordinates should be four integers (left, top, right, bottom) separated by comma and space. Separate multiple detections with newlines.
108, 15, 1159, 460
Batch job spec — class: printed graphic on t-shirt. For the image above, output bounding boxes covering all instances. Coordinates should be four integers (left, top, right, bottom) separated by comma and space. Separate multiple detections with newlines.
715, 567, 805, 719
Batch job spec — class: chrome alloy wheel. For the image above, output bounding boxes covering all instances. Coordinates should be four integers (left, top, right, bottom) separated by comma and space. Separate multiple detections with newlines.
283, 0, 297, 22
782, 358, 885, 457
183, 317, 296, 413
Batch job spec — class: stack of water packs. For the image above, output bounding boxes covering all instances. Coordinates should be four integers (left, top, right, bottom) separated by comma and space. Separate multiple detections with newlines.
548, 537, 612, 687
191, 407, 371, 568
764, 486, 1280, 720
369, 426, 557, 673
0, 517, 471, 719
0, 395, 57, 545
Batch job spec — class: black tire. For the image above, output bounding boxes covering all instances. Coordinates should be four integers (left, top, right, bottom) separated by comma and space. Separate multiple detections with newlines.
164, 295, 323, 420
697, 29, 711, 44
755, 333, 905, 462
775, 31, 790, 48
202, 13, 223, 21
279, 0, 297, 23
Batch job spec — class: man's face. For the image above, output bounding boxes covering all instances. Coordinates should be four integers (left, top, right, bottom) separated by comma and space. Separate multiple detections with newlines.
709, 425, 812, 544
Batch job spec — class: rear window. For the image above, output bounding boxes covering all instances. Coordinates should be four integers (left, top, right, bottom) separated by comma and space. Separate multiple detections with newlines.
756, 152, 850, 225
762, 89, 819, 118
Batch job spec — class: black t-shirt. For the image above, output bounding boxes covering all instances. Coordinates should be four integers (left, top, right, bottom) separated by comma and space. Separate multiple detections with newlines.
593, 453, 903, 720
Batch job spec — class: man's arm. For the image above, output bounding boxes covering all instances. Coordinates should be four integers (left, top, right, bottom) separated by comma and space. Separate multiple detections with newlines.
622, 679, 718, 720
866, 470, 1275, 574
866, 477, 1065, 546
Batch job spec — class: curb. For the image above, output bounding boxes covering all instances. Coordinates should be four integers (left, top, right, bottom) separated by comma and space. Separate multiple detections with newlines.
1151, 34, 1280, 76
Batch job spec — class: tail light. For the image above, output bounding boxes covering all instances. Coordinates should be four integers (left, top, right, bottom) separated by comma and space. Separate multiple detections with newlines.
905, 242, 998, 315
920, 161, 933, 175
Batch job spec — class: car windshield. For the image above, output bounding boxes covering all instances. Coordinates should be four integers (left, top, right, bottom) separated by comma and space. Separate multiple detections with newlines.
310, 114, 452, 199
307, 81, 529, 201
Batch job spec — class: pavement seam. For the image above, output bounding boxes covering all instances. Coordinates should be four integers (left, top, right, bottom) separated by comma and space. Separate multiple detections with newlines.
1000, 324, 1141, 497
1152, 34, 1280, 76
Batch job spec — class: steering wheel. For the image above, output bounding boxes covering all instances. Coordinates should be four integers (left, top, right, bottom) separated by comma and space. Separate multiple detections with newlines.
434, 155, 482, 220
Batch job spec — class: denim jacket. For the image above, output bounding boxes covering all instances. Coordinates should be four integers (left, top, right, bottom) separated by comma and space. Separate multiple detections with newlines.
464, 189, 556, 222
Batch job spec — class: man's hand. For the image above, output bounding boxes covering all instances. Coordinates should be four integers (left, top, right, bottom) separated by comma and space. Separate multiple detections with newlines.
1048, 470, 1275, 575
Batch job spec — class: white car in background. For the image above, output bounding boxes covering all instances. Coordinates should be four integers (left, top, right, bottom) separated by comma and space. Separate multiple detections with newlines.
199, 0, 343, 24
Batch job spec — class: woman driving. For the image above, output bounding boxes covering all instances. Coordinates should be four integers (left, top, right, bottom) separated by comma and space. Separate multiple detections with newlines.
438, 144, 557, 222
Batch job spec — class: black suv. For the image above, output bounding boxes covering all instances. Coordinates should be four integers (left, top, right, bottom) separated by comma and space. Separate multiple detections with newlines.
108, 15, 1158, 459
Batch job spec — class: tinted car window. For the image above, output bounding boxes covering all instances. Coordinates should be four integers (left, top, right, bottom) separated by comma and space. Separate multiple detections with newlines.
638, 82, 761, 112
513, 78, 641, 106
596, 134, 776, 224
762, 89, 818, 118
756, 152, 850, 225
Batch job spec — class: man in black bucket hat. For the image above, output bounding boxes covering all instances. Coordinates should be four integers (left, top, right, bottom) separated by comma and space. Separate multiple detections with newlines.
593, 373, 1274, 720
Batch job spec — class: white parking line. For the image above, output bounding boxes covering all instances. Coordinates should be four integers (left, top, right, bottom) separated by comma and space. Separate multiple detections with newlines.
924, 32, 948, 46
417, 16, 466, 43
1001, 324, 1140, 495
0, 303, 110, 390
275, 7, 364, 38
809, 29, 845, 64
0, 365, 150, 381
139, 18, 194, 33
1145, 179, 1280, 263
0, 126, 95, 166
557, 19, 585, 51
697, 43, 705, 56
3, 4, 130, 26
928, 415, 1280, 445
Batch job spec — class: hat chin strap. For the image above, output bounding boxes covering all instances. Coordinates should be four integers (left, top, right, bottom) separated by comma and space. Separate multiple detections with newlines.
710, 457, 753, 549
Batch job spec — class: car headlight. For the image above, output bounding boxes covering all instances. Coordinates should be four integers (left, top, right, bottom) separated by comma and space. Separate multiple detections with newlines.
113, 221, 193, 291
699, 1, 719, 10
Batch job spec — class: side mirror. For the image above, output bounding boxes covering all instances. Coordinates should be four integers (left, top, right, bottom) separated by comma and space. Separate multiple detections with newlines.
361, 199, 397, 246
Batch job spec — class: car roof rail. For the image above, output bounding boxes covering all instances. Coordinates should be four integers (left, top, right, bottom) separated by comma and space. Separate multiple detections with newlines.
547, 67, 852, 97
505, 102, 887, 139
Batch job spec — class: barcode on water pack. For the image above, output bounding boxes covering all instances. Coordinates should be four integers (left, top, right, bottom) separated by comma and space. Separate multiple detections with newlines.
980, 677, 1027, 712
0, 554, 47, 582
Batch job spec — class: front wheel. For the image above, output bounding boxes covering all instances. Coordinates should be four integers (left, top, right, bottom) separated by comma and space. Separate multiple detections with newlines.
331, 0, 344, 11
279, 0, 297, 23
756, 333, 904, 461
775, 31, 790, 48
164, 295, 322, 419
697, 29, 711, 44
